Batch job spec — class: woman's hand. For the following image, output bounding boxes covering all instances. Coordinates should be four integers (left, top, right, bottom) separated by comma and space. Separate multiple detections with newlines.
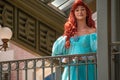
62, 58, 69, 63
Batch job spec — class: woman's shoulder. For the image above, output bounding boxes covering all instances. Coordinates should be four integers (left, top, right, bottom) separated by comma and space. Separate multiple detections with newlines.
56, 35, 67, 41
89, 28, 97, 39
89, 28, 96, 33
88, 28, 97, 38
54, 35, 67, 44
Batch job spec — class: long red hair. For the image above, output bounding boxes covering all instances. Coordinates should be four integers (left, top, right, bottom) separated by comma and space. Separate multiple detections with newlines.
63, 0, 95, 48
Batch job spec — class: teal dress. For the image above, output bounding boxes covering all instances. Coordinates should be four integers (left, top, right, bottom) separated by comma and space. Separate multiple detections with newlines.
52, 33, 97, 80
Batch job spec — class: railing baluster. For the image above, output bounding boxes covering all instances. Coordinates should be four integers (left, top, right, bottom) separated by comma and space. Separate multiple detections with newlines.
8, 62, 11, 80
16, 61, 19, 80
95, 55, 97, 80
25, 61, 28, 80
33, 60, 36, 80
50, 58, 54, 80
68, 56, 70, 80
0, 63, 2, 80
42, 59, 45, 80
76, 56, 79, 80
86, 56, 88, 80
59, 57, 62, 80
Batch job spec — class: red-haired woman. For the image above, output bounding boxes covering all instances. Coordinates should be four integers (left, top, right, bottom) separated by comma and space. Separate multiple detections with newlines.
52, 0, 97, 80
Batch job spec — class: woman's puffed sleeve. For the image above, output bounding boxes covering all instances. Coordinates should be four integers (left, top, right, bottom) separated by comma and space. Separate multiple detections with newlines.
90, 33, 97, 52
52, 36, 68, 56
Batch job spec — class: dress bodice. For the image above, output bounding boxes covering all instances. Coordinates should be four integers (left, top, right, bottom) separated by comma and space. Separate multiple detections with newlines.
52, 33, 97, 56
69, 33, 97, 54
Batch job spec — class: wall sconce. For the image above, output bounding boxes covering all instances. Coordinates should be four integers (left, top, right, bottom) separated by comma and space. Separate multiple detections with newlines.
0, 26, 13, 51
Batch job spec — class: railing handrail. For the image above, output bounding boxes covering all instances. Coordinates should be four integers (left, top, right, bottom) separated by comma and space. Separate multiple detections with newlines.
111, 41, 120, 46
0, 53, 96, 63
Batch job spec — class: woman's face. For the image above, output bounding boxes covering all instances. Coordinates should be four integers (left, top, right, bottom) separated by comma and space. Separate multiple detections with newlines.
74, 6, 87, 20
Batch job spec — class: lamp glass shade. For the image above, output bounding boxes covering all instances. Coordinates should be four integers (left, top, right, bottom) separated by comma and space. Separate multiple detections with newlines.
0, 27, 13, 39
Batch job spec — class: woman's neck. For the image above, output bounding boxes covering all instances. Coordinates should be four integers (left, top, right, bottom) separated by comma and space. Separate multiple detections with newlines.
77, 21, 88, 30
